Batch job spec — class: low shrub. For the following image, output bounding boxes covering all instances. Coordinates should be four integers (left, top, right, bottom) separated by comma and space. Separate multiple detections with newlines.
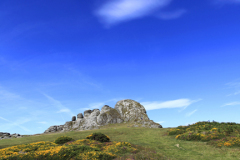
57, 145, 101, 159
86, 132, 110, 143
54, 136, 75, 145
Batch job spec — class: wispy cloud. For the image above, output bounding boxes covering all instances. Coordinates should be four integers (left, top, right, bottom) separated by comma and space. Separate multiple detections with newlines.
42, 93, 75, 121
221, 101, 240, 107
227, 91, 240, 96
0, 87, 66, 134
79, 98, 122, 111
95, 0, 172, 27
67, 67, 102, 89
225, 79, 240, 96
156, 9, 187, 20
140, 98, 202, 111
89, 102, 105, 109
226, 81, 240, 88
0, 117, 32, 132
0, 116, 10, 122
0, 22, 45, 44
57, 108, 71, 113
156, 121, 165, 124
0, 87, 21, 101
185, 109, 198, 117
37, 121, 48, 124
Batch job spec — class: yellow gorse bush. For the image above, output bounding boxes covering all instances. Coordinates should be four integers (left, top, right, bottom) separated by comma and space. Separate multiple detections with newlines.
0, 134, 138, 160
0, 141, 64, 159
115, 142, 132, 147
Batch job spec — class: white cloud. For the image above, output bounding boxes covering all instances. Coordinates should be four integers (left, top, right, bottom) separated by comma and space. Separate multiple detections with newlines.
0, 117, 32, 132
106, 98, 121, 102
42, 93, 75, 121
157, 9, 187, 20
225, 79, 240, 96
0, 87, 21, 101
226, 81, 240, 88
185, 109, 197, 117
0, 116, 10, 122
56, 108, 71, 113
79, 102, 107, 111
88, 102, 105, 109
140, 98, 202, 111
96, 0, 172, 26
67, 67, 102, 89
0, 87, 54, 133
156, 121, 165, 124
227, 90, 240, 96
78, 98, 128, 112
221, 101, 240, 107
233, 91, 240, 95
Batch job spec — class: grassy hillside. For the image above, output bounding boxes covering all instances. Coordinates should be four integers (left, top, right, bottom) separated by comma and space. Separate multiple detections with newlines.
0, 121, 240, 160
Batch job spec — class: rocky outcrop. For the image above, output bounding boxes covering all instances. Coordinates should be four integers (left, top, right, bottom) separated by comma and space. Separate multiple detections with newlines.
44, 99, 163, 134
44, 125, 64, 133
115, 99, 161, 128
0, 132, 23, 140
115, 99, 149, 122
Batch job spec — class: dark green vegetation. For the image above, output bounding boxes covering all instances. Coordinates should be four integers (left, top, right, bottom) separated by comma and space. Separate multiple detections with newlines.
86, 132, 110, 143
54, 136, 75, 145
0, 120, 240, 160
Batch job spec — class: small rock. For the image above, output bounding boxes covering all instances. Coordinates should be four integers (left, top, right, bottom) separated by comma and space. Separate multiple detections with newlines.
0, 132, 23, 140
77, 113, 83, 119
72, 116, 76, 121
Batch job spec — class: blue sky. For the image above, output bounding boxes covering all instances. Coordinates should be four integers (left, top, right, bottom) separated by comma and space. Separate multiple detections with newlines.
0, 0, 240, 135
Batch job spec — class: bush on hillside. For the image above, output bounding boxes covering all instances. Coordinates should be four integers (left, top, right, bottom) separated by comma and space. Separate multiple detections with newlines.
54, 136, 75, 145
86, 132, 110, 143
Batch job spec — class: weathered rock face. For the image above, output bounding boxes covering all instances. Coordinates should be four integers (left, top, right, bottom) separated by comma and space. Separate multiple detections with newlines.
97, 105, 123, 125
115, 99, 149, 122
115, 99, 162, 128
0, 132, 23, 140
44, 99, 163, 134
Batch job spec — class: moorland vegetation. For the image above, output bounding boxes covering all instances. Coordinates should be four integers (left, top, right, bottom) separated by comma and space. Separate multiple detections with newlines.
0, 120, 240, 160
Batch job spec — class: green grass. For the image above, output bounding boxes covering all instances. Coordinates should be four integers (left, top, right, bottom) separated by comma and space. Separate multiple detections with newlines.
0, 121, 240, 160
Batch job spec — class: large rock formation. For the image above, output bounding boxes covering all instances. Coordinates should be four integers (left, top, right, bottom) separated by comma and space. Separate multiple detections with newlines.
44, 99, 162, 134
0, 132, 23, 140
